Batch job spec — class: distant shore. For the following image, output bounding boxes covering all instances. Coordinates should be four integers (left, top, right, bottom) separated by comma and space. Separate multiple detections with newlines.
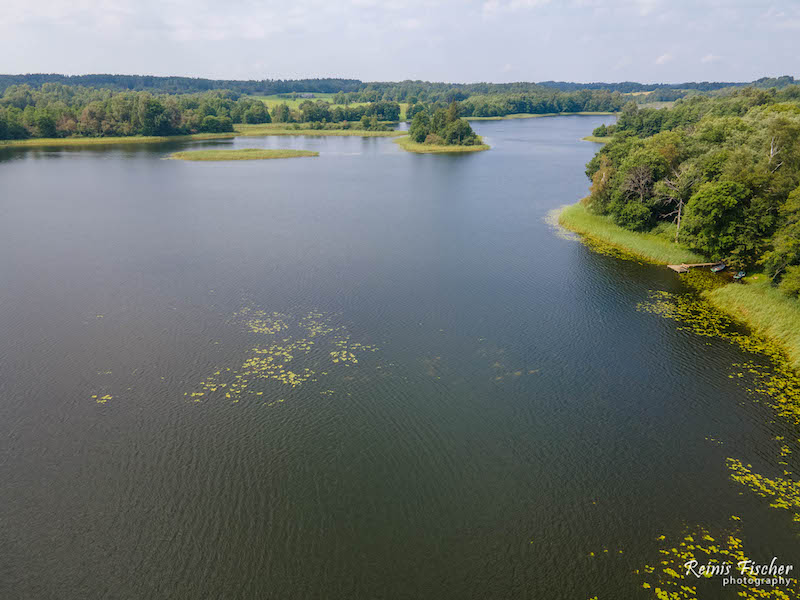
466, 111, 616, 121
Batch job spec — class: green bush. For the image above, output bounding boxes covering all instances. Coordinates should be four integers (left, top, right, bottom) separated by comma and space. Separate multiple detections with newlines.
779, 265, 800, 297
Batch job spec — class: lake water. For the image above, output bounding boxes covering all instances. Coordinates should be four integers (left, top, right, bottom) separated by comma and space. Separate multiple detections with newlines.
1, 117, 797, 599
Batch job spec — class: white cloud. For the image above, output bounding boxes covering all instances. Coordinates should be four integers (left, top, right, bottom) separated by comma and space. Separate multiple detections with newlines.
655, 52, 673, 65
701, 53, 721, 63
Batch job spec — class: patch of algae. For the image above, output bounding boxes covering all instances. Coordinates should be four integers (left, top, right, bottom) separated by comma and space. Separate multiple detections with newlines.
187, 308, 378, 404
727, 458, 800, 523
636, 523, 797, 599
637, 290, 800, 425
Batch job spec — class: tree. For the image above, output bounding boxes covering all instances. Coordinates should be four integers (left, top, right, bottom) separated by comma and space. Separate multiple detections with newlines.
761, 185, 800, 279
656, 164, 700, 242
409, 112, 431, 143
621, 165, 653, 203
271, 103, 291, 123
682, 181, 749, 259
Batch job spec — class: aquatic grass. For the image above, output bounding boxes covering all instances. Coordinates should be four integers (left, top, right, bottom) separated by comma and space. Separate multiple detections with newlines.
0, 133, 235, 148
635, 523, 798, 599
188, 309, 378, 405
707, 278, 800, 372
581, 135, 613, 144
168, 148, 318, 161
558, 203, 706, 264
394, 135, 489, 154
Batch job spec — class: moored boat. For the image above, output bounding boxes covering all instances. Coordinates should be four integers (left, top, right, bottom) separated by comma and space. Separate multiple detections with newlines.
733, 271, 746, 281
710, 263, 726, 273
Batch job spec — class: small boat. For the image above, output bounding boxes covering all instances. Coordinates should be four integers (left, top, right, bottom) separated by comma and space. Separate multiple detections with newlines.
710, 263, 726, 273
733, 271, 746, 281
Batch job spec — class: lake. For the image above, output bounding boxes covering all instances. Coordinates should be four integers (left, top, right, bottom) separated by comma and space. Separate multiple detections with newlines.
1, 116, 797, 599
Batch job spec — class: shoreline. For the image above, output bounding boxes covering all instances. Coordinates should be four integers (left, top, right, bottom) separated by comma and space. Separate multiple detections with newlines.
558, 202, 800, 371
394, 135, 489, 154
0, 133, 236, 148
0, 125, 403, 149
168, 148, 318, 161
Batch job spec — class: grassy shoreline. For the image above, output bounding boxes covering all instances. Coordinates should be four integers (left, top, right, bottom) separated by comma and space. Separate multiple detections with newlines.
394, 135, 489, 154
168, 148, 318, 161
558, 202, 800, 370
0, 133, 235, 147
0, 125, 402, 149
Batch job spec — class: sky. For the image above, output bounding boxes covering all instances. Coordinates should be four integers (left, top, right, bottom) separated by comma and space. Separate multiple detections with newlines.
1, 0, 798, 84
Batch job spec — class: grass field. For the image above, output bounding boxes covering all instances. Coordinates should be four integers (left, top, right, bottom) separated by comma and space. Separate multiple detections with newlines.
168, 148, 318, 161
581, 135, 614, 144
233, 123, 403, 137
559, 202, 800, 370
394, 136, 489, 154
0, 133, 235, 148
558, 203, 705, 264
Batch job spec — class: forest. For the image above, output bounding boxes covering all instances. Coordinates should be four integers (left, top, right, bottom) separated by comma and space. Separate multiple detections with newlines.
0, 84, 405, 139
584, 86, 800, 298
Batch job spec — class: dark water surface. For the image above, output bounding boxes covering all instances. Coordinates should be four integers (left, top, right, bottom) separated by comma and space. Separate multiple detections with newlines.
1, 117, 797, 599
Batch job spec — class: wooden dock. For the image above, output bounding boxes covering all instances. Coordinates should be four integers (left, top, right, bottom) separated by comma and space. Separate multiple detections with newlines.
667, 262, 719, 273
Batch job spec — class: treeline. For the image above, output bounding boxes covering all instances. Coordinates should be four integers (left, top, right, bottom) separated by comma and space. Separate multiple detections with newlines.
0, 74, 361, 95
457, 90, 625, 117
0, 84, 273, 139
408, 103, 480, 146
584, 85, 800, 297
0, 84, 403, 139
600, 86, 800, 138
274, 100, 400, 124
4, 73, 796, 100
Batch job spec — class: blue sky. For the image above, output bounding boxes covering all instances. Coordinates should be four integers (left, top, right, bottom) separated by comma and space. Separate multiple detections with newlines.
1, 0, 798, 83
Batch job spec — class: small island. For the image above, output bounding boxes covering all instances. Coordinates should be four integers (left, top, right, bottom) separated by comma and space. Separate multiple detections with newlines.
168, 148, 319, 161
396, 103, 489, 154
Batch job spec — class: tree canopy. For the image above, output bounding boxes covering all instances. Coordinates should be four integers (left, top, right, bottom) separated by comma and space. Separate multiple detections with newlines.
583, 85, 800, 300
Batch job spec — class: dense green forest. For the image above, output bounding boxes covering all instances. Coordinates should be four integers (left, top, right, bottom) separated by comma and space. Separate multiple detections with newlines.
0, 84, 404, 139
407, 103, 480, 146
584, 86, 800, 298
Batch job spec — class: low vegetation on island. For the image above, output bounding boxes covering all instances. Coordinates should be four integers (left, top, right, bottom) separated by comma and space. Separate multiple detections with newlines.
397, 102, 488, 153
168, 148, 318, 161
561, 85, 800, 366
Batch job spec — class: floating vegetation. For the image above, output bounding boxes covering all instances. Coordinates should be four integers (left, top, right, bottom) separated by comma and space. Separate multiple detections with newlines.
637, 523, 797, 599
637, 290, 800, 425
188, 308, 378, 405
727, 458, 800, 522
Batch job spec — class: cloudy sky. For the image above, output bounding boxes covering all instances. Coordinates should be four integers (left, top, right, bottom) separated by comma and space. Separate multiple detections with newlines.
1, 0, 798, 83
